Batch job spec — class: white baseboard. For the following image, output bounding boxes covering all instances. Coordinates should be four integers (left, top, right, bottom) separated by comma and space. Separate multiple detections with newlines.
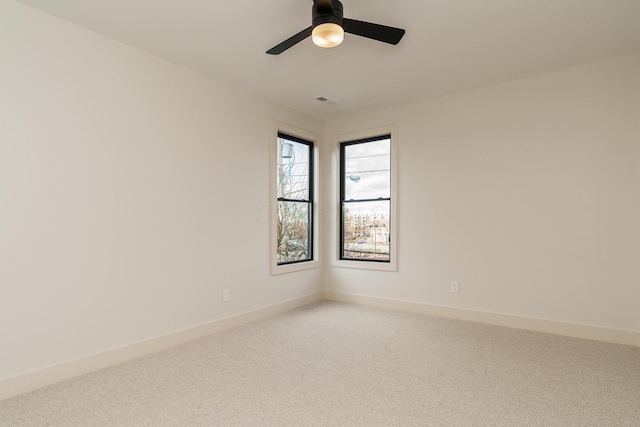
324, 291, 640, 347
3, 290, 636, 401
0, 292, 324, 401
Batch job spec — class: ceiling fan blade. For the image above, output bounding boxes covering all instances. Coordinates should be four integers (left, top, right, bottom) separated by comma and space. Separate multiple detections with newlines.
314, 0, 334, 14
266, 26, 313, 55
342, 18, 405, 45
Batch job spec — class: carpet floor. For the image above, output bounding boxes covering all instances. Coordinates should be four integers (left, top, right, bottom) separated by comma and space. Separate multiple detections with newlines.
1, 301, 639, 426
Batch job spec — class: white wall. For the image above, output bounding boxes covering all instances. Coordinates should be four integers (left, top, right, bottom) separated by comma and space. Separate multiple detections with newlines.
324, 54, 640, 333
0, 0, 323, 381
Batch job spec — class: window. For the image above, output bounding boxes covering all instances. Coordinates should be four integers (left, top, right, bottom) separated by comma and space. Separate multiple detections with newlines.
277, 133, 313, 264
270, 121, 320, 275
341, 135, 391, 262
332, 125, 397, 271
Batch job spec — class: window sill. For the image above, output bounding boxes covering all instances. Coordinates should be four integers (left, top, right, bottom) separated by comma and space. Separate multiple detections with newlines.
331, 259, 397, 272
271, 259, 322, 276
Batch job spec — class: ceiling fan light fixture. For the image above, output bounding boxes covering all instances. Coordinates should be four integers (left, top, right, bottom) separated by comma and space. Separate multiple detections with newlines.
312, 23, 344, 48
265, 0, 405, 55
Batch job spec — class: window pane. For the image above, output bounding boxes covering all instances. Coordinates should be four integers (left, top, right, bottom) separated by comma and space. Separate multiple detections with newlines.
278, 138, 310, 201
344, 138, 390, 200
342, 200, 390, 261
277, 201, 311, 263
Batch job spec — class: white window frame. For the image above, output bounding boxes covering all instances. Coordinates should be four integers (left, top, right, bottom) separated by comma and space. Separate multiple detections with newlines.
331, 124, 398, 271
270, 121, 321, 275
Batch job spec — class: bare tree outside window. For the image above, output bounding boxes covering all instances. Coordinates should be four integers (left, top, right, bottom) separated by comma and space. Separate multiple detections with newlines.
277, 134, 313, 264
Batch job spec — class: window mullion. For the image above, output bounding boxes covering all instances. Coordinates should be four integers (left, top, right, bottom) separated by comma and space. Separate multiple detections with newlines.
344, 197, 391, 203
278, 197, 311, 203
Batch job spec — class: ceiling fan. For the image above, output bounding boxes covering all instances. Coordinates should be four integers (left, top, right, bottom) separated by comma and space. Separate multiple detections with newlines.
266, 0, 405, 55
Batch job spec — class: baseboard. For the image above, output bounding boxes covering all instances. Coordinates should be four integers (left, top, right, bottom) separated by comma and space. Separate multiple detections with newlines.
0, 292, 324, 401
3, 290, 636, 401
324, 291, 640, 347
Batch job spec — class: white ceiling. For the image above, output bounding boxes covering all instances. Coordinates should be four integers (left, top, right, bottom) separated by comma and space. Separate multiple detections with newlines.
16, 0, 640, 120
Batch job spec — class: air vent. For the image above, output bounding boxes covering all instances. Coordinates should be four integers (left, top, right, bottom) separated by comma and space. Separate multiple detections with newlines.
315, 96, 335, 104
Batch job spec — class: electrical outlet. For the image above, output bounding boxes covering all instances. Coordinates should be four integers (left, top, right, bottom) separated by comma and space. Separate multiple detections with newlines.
451, 282, 459, 293
223, 289, 230, 302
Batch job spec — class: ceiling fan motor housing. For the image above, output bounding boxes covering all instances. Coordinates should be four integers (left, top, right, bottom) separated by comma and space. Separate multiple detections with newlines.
312, 0, 343, 28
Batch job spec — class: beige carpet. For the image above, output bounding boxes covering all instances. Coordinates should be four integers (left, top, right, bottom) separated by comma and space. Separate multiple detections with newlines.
1, 301, 639, 426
